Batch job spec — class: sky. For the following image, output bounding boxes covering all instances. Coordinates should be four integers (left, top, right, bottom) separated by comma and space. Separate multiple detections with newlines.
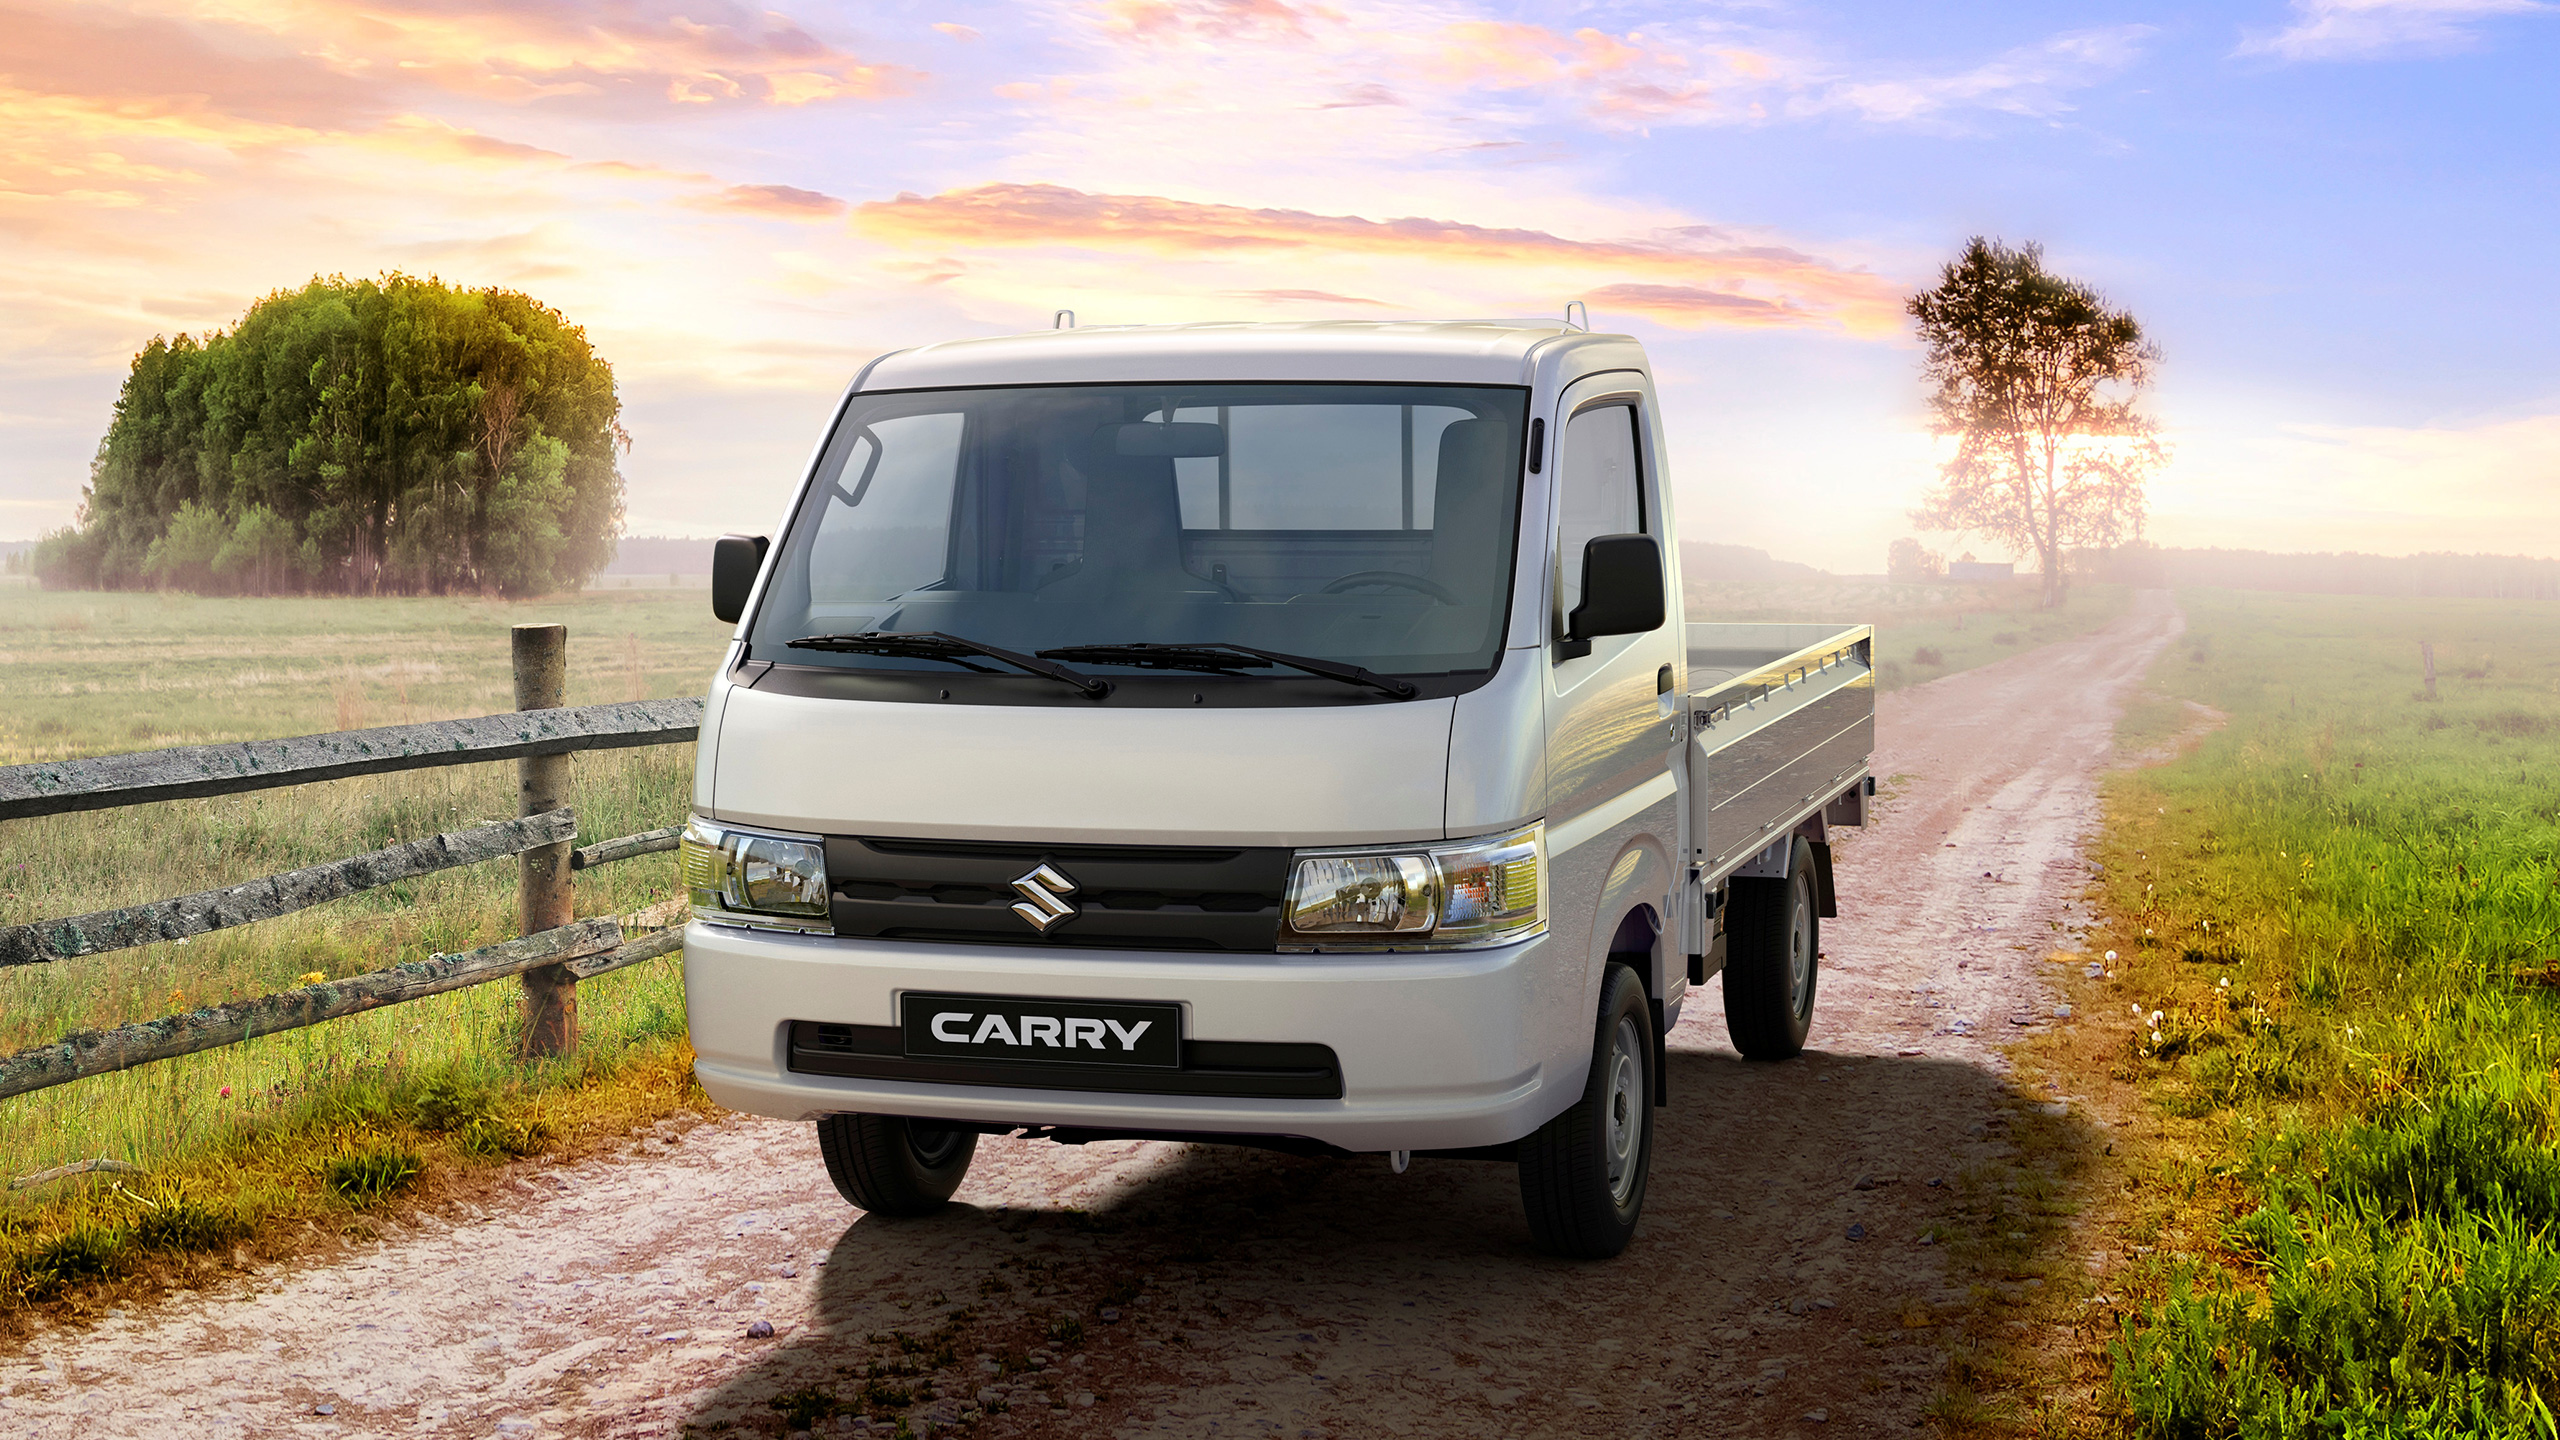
1, 0, 2554, 572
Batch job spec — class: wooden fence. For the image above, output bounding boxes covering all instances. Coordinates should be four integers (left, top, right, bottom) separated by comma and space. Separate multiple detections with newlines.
0, 624, 706, 1102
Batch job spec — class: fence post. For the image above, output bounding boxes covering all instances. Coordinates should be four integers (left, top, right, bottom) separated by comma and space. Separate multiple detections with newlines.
514, 623, 577, 1057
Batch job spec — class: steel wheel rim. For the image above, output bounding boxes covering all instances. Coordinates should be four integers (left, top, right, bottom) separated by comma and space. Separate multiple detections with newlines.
1604, 1014, 1645, 1206
1787, 873, 1813, 1012
907, 1122, 965, 1168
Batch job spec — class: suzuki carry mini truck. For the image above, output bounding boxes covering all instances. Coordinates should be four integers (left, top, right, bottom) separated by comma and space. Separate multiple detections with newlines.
682, 319, 1874, 1258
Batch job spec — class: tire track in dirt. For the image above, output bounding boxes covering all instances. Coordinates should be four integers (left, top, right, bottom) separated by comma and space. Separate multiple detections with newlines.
0, 593, 2184, 1439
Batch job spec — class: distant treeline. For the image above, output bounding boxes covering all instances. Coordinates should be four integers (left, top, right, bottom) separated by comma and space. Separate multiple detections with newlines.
1680, 542, 1826, 586
35, 274, 626, 597
2082, 545, 2560, 599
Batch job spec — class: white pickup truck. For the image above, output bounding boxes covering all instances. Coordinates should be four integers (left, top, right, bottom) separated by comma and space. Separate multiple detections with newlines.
682, 319, 1873, 1257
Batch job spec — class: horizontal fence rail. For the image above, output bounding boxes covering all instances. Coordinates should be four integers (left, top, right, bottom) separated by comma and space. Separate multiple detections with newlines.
0, 697, 705, 822
572, 825, 682, 871
0, 809, 577, 969
0, 918, 626, 1101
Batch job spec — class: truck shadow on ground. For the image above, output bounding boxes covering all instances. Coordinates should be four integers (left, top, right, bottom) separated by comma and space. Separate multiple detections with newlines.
685, 1045, 2105, 1438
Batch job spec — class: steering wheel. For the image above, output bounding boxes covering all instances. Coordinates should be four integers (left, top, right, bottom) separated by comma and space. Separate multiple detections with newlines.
1320, 570, 1460, 606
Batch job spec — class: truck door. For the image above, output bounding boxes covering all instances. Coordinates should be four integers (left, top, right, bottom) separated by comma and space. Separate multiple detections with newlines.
1543, 376, 1682, 976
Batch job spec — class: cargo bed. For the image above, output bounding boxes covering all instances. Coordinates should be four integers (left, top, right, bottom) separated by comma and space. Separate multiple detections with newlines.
1683, 622, 1875, 884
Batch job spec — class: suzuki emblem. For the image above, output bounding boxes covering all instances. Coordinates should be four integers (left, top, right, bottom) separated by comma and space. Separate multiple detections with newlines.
1009, 863, 1079, 933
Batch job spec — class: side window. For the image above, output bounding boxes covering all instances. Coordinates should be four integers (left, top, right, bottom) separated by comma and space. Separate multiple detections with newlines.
808, 411, 966, 608
1554, 403, 1644, 623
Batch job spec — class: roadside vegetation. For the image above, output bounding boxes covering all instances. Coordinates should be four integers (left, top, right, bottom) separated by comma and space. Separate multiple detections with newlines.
0, 587, 732, 1315
2082, 590, 2560, 1435
1689, 577, 2134, 692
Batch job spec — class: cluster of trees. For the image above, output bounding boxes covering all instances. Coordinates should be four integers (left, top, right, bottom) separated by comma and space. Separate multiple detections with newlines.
1906, 238, 2161, 609
35, 274, 626, 597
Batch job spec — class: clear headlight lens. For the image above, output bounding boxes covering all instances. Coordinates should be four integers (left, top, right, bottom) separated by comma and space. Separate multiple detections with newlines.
682, 816, 832, 933
1286, 854, 1437, 934
1279, 822, 1545, 952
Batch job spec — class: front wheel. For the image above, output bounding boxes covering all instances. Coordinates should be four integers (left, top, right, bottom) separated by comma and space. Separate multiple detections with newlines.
1517, 964, 1654, 1258
815, 1114, 978, 1216
1723, 838, 1819, 1059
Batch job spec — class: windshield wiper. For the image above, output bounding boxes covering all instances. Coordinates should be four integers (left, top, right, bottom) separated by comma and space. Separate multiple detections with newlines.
1039, 642, 1416, 699
790, 632, 1112, 698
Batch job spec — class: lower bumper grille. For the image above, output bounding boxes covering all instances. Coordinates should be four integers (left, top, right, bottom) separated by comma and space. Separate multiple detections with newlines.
786, 1021, 1342, 1100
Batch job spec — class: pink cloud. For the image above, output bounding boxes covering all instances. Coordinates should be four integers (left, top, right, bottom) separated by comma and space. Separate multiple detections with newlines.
691, 183, 849, 219
854, 183, 1904, 333
1097, 0, 1328, 44
1583, 283, 1804, 328
0, 4, 387, 128
3, 1, 924, 125
1224, 287, 1391, 306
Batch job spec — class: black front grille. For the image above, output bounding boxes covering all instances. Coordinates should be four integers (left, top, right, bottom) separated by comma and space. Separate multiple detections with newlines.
826, 835, 1290, 952
789, 1022, 1341, 1099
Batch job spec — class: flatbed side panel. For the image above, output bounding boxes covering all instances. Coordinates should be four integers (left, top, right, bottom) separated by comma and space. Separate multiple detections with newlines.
1684, 625, 1875, 874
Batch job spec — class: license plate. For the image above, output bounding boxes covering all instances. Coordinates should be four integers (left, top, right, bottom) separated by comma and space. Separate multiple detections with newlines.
901, 993, 1182, 1069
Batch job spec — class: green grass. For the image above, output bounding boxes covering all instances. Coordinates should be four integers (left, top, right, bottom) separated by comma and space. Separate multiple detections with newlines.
0, 586, 734, 1309
1686, 578, 2135, 691
2090, 588, 2560, 1437
0, 586, 734, 761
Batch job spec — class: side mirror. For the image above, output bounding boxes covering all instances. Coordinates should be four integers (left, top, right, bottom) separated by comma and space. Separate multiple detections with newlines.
711, 534, 769, 624
1561, 533, 1665, 659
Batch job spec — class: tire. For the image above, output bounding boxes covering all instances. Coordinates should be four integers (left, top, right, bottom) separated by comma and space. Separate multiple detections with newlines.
1723, 838, 1819, 1060
1517, 964, 1654, 1259
814, 1114, 978, 1216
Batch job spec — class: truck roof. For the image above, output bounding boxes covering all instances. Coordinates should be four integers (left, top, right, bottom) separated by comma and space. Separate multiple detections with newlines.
855, 320, 1634, 392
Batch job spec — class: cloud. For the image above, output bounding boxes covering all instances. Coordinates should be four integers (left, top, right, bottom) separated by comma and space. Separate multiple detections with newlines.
2236, 0, 2551, 61
20, 1, 922, 120
1224, 287, 1390, 306
853, 183, 1905, 334
1316, 83, 1401, 109
0, 4, 387, 128
690, 183, 849, 219
1095, 0, 1326, 44
1808, 25, 2156, 124
1583, 283, 1803, 328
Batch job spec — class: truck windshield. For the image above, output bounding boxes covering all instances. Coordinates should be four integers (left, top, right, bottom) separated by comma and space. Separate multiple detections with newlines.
749, 383, 1528, 682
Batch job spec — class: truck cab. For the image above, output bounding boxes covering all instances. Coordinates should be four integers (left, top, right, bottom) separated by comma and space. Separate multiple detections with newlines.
683, 320, 1871, 1257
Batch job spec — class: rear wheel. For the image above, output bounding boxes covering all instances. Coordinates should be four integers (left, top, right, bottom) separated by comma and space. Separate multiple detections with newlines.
1723, 838, 1819, 1059
1517, 964, 1654, 1258
815, 1114, 978, 1216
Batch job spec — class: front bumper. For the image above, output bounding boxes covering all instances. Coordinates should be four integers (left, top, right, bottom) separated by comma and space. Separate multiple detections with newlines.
681, 920, 1586, 1153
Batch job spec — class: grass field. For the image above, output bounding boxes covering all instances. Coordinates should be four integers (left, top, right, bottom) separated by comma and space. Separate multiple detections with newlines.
2082, 589, 2560, 1435
1687, 577, 2134, 691
0, 587, 735, 1308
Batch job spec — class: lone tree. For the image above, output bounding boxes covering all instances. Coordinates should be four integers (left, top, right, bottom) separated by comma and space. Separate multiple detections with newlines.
1907, 238, 2161, 609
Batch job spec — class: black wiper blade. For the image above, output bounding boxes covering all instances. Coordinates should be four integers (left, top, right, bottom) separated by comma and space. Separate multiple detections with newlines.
1042, 641, 1415, 699
789, 632, 1111, 698
1037, 643, 1274, 674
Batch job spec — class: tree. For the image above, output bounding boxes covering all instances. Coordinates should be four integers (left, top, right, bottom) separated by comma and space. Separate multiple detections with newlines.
1886, 537, 1943, 583
1907, 238, 2162, 609
64, 274, 628, 597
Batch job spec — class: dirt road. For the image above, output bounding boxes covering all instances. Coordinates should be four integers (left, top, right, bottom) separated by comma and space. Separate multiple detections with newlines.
0, 592, 2183, 1439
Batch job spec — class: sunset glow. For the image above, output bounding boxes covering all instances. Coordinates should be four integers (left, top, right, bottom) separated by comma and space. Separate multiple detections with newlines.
1, 0, 2553, 568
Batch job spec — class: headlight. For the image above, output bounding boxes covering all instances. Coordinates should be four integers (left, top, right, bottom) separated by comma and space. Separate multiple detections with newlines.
1279, 822, 1545, 952
681, 817, 832, 934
